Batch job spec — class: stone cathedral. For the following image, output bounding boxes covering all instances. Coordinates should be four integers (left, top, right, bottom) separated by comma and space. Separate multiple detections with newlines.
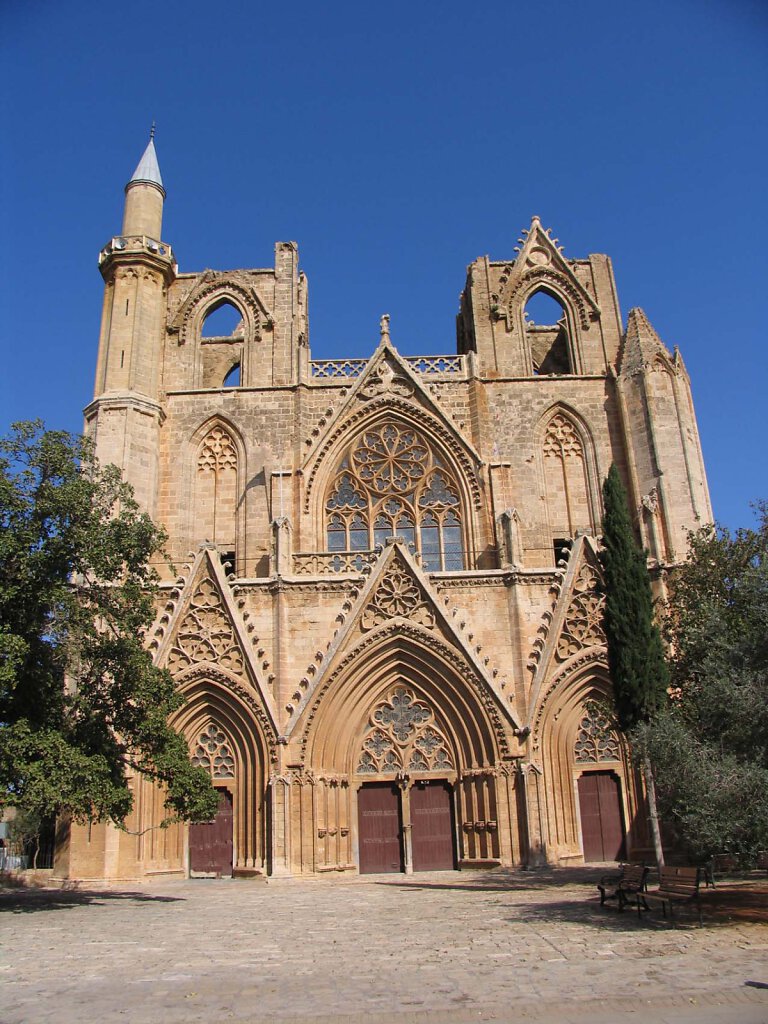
54, 136, 711, 882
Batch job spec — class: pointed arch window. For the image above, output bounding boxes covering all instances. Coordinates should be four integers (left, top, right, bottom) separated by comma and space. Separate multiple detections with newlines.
325, 423, 465, 571
542, 412, 593, 544
524, 289, 572, 374
195, 424, 238, 559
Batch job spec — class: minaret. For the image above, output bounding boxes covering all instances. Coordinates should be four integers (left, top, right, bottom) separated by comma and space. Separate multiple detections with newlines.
85, 128, 176, 516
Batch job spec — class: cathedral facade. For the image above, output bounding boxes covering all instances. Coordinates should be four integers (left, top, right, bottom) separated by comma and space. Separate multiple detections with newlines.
54, 137, 711, 881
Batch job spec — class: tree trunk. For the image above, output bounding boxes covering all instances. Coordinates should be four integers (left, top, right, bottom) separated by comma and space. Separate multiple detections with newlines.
643, 754, 665, 868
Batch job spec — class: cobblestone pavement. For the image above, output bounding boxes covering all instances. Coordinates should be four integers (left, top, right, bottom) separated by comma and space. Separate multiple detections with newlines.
1, 869, 767, 1024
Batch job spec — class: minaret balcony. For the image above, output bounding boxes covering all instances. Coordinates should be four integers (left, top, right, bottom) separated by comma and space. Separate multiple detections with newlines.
98, 234, 176, 277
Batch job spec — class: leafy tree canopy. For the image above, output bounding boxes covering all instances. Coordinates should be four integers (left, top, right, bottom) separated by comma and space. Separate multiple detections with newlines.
643, 504, 768, 861
0, 422, 218, 827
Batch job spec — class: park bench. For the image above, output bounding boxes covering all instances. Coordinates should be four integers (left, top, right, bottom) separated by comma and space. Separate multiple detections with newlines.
597, 863, 649, 911
643, 865, 703, 925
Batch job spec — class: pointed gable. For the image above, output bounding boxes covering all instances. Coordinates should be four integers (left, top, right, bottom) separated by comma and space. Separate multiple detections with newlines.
284, 540, 519, 739
526, 535, 608, 726
149, 547, 279, 734
301, 340, 484, 533
497, 217, 600, 330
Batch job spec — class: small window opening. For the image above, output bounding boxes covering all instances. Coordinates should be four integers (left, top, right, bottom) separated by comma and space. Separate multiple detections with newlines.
125, 299, 129, 316
120, 350, 125, 368
553, 538, 572, 565
220, 550, 236, 574
202, 302, 244, 338
223, 363, 241, 388
524, 290, 572, 375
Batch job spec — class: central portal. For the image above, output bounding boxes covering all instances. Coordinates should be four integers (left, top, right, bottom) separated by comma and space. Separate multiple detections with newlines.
358, 782, 403, 873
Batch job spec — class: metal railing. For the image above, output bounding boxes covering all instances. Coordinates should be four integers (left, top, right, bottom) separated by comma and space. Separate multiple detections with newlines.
309, 354, 465, 380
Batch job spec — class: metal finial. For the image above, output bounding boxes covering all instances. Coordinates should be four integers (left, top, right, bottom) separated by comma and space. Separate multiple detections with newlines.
150, 121, 156, 141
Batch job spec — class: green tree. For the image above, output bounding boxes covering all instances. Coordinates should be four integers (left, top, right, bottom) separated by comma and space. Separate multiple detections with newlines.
600, 463, 668, 865
0, 422, 218, 829
644, 505, 768, 863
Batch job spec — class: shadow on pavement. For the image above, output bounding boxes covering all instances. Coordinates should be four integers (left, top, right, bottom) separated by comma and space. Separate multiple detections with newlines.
379, 868, 768, 929
0, 887, 185, 914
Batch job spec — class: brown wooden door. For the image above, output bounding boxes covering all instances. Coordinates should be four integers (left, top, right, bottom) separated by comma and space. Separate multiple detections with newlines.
578, 771, 625, 862
358, 783, 403, 874
189, 789, 233, 876
411, 781, 455, 871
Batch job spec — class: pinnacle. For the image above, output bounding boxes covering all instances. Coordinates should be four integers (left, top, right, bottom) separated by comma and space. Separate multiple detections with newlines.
620, 307, 673, 375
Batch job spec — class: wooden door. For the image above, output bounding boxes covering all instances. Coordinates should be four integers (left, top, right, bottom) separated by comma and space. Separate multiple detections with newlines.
578, 771, 625, 862
189, 789, 234, 876
411, 781, 455, 871
357, 783, 403, 874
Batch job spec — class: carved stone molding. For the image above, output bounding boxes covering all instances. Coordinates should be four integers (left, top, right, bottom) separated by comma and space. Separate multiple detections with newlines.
168, 578, 244, 674
555, 564, 606, 661
361, 568, 435, 631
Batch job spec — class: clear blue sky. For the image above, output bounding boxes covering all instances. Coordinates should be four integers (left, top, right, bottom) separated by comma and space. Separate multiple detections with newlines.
1, 0, 766, 531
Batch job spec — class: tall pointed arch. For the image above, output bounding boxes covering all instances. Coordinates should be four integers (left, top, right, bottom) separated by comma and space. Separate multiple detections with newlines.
187, 416, 246, 572
536, 405, 601, 552
171, 671, 273, 872
306, 407, 481, 571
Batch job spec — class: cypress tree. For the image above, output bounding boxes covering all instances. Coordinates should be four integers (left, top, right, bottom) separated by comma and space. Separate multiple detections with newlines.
600, 463, 668, 864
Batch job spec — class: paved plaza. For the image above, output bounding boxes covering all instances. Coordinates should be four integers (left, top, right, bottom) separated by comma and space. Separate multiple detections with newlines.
2, 868, 767, 1024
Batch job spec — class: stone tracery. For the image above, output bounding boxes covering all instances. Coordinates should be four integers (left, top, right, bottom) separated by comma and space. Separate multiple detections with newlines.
356, 687, 453, 774
191, 723, 236, 778
168, 578, 244, 674
361, 567, 436, 631
556, 564, 606, 660
574, 706, 621, 763
326, 422, 464, 571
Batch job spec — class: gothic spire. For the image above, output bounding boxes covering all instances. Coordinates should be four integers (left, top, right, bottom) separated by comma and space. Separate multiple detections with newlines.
127, 125, 164, 194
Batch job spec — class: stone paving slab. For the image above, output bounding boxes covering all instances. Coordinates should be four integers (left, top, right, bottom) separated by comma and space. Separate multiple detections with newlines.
1, 869, 767, 1024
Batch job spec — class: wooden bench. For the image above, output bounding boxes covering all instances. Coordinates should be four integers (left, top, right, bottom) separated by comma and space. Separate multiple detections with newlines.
643, 865, 703, 924
597, 863, 649, 911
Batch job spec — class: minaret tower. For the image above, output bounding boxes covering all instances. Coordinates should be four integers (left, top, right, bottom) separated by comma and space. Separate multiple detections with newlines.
85, 128, 176, 516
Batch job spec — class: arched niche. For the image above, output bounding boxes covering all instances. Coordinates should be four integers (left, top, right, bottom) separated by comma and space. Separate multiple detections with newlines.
184, 416, 247, 574
535, 404, 602, 552
171, 672, 272, 872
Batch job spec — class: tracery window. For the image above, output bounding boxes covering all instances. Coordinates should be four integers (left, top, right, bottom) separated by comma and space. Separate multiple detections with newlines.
542, 411, 593, 543
326, 423, 464, 570
356, 687, 454, 775
191, 723, 236, 778
574, 707, 621, 764
195, 424, 238, 556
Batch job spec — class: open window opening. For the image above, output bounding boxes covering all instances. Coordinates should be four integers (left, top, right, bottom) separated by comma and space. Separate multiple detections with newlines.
524, 290, 572, 375
220, 550, 236, 574
223, 363, 241, 387
202, 301, 245, 339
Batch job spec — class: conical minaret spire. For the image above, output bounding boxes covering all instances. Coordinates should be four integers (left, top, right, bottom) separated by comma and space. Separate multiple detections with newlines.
122, 126, 165, 237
